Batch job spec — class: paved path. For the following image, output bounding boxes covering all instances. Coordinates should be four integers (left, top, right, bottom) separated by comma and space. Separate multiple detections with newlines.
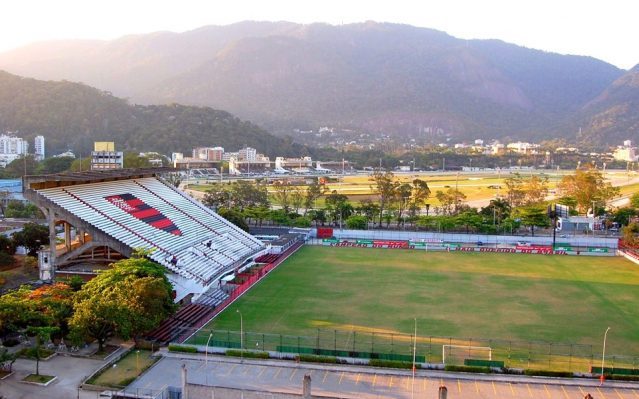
128, 352, 639, 399
0, 354, 105, 399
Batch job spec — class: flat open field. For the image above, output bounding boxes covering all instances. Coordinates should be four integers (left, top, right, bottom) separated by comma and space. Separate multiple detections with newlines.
188, 169, 639, 208
201, 246, 639, 368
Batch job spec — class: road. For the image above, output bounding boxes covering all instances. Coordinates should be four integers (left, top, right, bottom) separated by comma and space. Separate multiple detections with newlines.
128, 353, 639, 399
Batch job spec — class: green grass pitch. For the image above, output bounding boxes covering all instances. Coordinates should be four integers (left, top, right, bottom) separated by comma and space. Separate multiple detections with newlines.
204, 245, 639, 359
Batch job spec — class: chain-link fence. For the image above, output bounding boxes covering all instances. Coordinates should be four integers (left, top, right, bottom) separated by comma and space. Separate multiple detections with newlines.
185, 328, 639, 373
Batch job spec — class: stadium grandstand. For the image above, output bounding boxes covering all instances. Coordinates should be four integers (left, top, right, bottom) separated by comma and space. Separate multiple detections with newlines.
23, 168, 267, 303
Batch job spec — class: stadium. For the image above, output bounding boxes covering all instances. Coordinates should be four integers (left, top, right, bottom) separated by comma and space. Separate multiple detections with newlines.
22, 169, 639, 373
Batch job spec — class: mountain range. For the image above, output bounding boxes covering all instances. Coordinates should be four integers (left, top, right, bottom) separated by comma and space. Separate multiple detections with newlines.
0, 21, 637, 146
0, 70, 307, 157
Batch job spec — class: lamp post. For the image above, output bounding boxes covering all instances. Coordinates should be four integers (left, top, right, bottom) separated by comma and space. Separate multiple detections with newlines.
411, 318, 417, 399
136, 350, 140, 374
600, 327, 611, 385
205, 332, 213, 366
237, 309, 243, 363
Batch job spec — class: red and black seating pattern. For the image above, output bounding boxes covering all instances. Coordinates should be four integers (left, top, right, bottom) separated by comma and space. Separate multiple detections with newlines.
105, 193, 182, 236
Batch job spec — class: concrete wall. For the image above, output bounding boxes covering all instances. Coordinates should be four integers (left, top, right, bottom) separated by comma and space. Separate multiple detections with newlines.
186, 384, 348, 399
327, 229, 619, 249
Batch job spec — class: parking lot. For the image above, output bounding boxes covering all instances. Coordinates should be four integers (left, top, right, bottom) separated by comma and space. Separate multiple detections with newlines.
129, 355, 639, 399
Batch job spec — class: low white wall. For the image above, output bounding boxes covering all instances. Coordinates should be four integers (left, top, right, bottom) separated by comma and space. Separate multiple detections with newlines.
326, 229, 618, 249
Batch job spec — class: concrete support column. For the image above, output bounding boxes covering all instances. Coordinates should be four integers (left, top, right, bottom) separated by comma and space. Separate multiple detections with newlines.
64, 222, 71, 251
47, 208, 57, 277
181, 364, 188, 399
303, 374, 311, 399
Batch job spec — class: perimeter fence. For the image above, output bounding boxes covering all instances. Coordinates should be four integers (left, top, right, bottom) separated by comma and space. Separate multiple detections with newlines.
184, 328, 639, 373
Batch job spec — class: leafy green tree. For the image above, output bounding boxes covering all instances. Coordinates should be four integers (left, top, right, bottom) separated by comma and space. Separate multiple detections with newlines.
123, 152, 152, 168
290, 186, 305, 215
356, 200, 380, 225
516, 206, 550, 236
268, 209, 290, 226
0, 234, 17, 255
26, 326, 59, 375
70, 257, 174, 351
36, 156, 74, 174
4, 155, 38, 178
292, 216, 311, 228
272, 181, 292, 213
69, 157, 91, 172
203, 184, 232, 209
504, 173, 549, 207
218, 208, 250, 232
613, 207, 637, 227
346, 215, 367, 229
12, 223, 49, 256
631, 192, 639, 209
0, 346, 17, 373
370, 170, 399, 227
408, 179, 431, 218
480, 198, 511, 226
4, 201, 42, 218
622, 222, 639, 247
435, 188, 466, 215
303, 179, 327, 214
395, 183, 412, 226
307, 209, 327, 226
230, 180, 269, 211
0, 287, 45, 336
325, 191, 353, 227
558, 167, 619, 213
455, 210, 483, 233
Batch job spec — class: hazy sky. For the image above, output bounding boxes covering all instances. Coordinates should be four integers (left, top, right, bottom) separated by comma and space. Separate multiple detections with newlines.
1, 0, 637, 69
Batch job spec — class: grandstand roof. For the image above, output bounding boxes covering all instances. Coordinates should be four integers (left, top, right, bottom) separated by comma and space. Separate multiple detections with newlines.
24, 167, 174, 190
27, 172, 265, 286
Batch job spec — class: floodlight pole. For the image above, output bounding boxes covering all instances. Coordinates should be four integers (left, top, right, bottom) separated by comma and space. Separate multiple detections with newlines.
237, 309, 243, 363
205, 332, 213, 366
600, 327, 611, 385
411, 318, 417, 399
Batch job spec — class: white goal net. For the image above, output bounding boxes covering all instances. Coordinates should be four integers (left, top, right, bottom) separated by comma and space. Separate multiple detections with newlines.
442, 345, 492, 365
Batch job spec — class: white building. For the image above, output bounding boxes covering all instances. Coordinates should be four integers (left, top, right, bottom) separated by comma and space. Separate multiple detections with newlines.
507, 141, 540, 154
613, 147, 637, 162
222, 152, 239, 161
192, 146, 224, 162
0, 133, 29, 167
34, 135, 45, 161
54, 151, 76, 158
91, 142, 123, 170
238, 147, 257, 162
613, 141, 637, 162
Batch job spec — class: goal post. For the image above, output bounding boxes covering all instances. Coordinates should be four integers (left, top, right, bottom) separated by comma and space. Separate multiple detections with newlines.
442, 345, 492, 365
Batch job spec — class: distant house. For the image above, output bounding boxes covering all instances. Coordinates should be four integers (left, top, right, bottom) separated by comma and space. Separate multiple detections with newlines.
556, 216, 599, 233
0, 179, 27, 211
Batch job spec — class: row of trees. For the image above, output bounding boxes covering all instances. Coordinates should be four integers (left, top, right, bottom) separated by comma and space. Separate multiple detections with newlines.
201, 166, 621, 235
0, 255, 174, 352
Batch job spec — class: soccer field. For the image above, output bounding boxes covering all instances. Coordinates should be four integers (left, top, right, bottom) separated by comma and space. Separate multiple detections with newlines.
197, 246, 639, 368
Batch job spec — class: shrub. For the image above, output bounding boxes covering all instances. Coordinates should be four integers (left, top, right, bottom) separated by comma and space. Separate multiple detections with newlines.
118, 376, 137, 386
523, 369, 573, 378
168, 344, 198, 353
0, 252, 15, 267
369, 359, 419, 369
225, 350, 269, 359
606, 374, 639, 382
298, 354, 338, 364
445, 365, 492, 373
